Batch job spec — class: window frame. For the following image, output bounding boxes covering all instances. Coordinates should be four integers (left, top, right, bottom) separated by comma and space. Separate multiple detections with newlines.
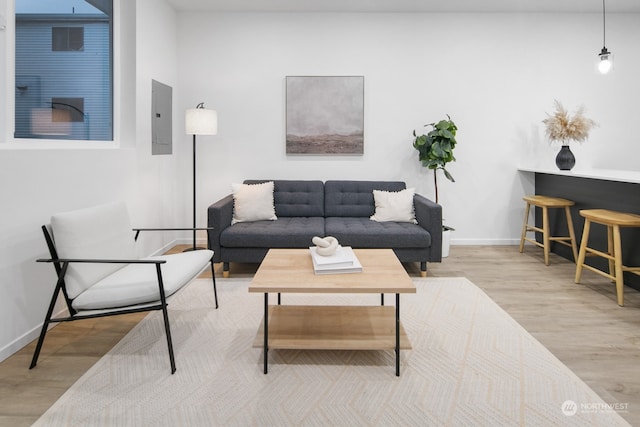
2, 0, 119, 149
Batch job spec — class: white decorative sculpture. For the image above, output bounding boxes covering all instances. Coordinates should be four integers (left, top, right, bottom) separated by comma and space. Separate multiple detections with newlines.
312, 236, 339, 256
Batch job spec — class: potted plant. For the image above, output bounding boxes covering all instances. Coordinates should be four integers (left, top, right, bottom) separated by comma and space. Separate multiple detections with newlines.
413, 115, 458, 257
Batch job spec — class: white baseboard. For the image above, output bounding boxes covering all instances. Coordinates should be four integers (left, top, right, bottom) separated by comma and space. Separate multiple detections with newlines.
148, 238, 210, 256
0, 332, 35, 363
172, 238, 210, 249
451, 238, 520, 246
150, 239, 181, 256
0, 307, 68, 363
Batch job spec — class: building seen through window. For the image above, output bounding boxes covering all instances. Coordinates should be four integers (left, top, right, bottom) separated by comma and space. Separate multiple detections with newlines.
14, 0, 113, 141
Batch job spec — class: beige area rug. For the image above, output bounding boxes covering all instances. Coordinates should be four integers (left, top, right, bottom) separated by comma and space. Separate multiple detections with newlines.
34, 277, 630, 427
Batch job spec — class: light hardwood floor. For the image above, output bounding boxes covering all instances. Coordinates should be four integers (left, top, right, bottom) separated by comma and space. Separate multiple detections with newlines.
1, 245, 639, 426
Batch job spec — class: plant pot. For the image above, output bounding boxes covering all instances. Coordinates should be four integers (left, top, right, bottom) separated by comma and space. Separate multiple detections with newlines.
555, 145, 576, 171
442, 229, 452, 258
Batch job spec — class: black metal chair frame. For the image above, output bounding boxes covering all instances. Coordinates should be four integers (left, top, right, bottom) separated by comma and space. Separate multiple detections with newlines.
30, 225, 218, 374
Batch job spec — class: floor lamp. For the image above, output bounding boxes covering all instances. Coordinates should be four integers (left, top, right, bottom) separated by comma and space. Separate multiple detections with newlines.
185, 102, 217, 251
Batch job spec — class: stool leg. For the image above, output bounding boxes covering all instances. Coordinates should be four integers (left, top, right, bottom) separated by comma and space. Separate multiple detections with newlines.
575, 219, 591, 283
519, 202, 531, 253
612, 225, 625, 307
607, 225, 615, 281
564, 206, 578, 263
542, 206, 550, 266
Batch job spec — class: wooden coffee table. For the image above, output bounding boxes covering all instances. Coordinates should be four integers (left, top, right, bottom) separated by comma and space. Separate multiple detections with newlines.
248, 248, 416, 376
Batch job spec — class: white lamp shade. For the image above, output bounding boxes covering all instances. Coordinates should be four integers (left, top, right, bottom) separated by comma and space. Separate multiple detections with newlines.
185, 108, 218, 135
31, 108, 72, 135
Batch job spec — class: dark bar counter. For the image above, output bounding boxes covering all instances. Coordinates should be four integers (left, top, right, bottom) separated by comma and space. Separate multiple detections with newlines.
519, 167, 640, 291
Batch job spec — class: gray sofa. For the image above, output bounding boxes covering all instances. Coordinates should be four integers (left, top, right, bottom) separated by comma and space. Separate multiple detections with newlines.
207, 180, 442, 276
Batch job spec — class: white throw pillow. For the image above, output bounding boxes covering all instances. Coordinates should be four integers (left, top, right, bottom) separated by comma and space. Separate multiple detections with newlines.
231, 181, 278, 224
370, 188, 417, 224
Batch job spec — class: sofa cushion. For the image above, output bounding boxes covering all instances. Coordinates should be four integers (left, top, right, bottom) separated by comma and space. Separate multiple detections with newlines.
370, 188, 417, 223
231, 181, 277, 224
245, 180, 325, 217
325, 217, 430, 248
220, 217, 325, 248
324, 180, 406, 217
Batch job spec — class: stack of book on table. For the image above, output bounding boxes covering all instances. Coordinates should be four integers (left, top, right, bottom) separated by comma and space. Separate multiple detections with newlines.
309, 245, 363, 275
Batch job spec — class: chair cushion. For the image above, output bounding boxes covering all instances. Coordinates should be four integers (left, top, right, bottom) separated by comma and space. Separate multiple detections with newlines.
51, 202, 136, 299
72, 250, 213, 310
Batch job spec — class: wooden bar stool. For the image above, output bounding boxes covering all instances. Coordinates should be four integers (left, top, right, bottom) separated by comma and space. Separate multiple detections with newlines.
519, 195, 578, 266
575, 209, 640, 306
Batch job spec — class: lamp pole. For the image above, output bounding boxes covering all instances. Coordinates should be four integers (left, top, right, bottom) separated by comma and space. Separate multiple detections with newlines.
191, 132, 198, 250
184, 103, 217, 252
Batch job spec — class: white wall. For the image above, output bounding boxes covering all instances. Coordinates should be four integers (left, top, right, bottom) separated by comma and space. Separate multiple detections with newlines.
177, 11, 640, 245
134, 0, 182, 241
0, 0, 6, 143
0, 0, 181, 362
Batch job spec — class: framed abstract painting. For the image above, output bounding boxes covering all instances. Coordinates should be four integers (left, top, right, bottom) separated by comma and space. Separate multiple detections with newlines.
286, 76, 364, 155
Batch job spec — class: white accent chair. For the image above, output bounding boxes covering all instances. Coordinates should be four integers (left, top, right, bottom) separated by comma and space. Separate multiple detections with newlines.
30, 201, 217, 374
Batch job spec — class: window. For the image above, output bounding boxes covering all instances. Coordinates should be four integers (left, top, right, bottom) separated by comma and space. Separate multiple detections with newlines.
52, 27, 84, 51
14, 0, 113, 141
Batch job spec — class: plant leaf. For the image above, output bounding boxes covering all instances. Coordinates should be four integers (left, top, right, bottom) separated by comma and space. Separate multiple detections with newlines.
443, 168, 455, 182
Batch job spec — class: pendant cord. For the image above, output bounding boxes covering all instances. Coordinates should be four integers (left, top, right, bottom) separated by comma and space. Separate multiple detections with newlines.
602, 0, 606, 47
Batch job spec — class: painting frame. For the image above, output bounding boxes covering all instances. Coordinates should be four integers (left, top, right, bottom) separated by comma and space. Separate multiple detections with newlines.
286, 76, 364, 155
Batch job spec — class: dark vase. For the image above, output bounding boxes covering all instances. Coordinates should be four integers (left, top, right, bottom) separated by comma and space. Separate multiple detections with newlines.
555, 145, 575, 171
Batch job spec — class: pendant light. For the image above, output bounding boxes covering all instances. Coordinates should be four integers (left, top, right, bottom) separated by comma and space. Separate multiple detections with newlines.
598, 0, 613, 74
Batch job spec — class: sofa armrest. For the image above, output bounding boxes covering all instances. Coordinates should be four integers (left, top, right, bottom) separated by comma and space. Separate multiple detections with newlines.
207, 194, 234, 262
414, 193, 443, 262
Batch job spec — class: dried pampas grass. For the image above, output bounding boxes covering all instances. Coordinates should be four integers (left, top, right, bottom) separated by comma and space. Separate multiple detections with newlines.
542, 100, 597, 144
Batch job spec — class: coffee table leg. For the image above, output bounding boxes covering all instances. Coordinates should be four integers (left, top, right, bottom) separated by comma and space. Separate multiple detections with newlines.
264, 293, 269, 374
396, 293, 400, 377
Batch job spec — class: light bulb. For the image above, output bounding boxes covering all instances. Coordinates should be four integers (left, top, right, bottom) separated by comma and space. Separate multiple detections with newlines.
598, 48, 612, 74
598, 58, 612, 74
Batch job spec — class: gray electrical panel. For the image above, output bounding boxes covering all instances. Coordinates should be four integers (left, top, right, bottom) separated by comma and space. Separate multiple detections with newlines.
151, 79, 172, 155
